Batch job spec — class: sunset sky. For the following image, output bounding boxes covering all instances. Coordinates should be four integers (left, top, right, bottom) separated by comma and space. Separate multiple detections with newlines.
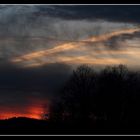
0, 5, 140, 119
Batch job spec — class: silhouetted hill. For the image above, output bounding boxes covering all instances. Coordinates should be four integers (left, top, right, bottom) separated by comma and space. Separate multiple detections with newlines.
4, 117, 40, 121
0, 117, 50, 135
0, 117, 139, 135
0, 117, 93, 135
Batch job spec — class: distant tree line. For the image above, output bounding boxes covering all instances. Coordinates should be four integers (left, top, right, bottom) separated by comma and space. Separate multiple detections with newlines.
48, 65, 140, 129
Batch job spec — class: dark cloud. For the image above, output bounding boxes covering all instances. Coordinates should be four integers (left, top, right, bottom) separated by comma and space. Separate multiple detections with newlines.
0, 62, 71, 90
0, 62, 72, 106
40, 5, 140, 24
0, 61, 72, 118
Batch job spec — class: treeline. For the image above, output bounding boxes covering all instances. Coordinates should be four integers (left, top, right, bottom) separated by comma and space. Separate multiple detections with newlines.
49, 65, 140, 129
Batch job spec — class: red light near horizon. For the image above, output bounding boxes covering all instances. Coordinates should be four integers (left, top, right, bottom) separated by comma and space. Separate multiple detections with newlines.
0, 98, 50, 120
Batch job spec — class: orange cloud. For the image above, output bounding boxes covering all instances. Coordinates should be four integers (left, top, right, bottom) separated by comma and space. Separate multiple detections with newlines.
86, 27, 140, 42
21, 55, 127, 68
10, 27, 140, 67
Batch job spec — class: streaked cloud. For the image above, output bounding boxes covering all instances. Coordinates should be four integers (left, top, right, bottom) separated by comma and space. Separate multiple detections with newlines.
10, 26, 140, 68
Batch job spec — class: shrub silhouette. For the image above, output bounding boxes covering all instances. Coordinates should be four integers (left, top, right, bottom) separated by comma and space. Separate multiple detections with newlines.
50, 64, 140, 128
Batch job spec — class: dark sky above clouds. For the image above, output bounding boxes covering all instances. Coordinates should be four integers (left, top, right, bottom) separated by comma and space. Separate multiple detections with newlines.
45, 5, 140, 23
1, 5, 140, 119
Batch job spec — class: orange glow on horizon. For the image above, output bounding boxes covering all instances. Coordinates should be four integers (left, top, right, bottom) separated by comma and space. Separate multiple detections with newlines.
0, 112, 41, 120
0, 98, 49, 120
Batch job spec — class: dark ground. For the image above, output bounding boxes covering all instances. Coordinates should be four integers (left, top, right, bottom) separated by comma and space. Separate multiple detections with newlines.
0, 117, 140, 135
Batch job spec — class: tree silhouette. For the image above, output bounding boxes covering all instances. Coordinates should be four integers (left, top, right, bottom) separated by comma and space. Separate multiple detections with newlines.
50, 65, 97, 124
95, 65, 129, 126
50, 64, 140, 128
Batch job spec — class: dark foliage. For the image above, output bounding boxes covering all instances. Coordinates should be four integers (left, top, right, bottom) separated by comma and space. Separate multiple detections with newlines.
50, 64, 140, 130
